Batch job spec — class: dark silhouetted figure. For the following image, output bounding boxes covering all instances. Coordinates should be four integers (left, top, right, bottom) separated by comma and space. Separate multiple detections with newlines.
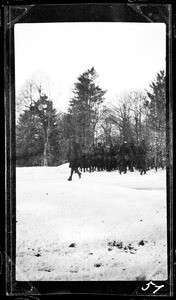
95, 142, 105, 171
136, 140, 147, 175
67, 137, 82, 181
118, 141, 130, 174
128, 141, 137, 171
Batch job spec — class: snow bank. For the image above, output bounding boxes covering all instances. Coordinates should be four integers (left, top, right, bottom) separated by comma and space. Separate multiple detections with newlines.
16, 165, 167, 281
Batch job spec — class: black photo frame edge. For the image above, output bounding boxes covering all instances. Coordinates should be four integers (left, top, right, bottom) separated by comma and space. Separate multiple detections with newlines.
3, 1, 174, 297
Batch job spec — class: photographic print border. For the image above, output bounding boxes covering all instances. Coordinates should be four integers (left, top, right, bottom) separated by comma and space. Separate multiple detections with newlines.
4, 1, 174, 297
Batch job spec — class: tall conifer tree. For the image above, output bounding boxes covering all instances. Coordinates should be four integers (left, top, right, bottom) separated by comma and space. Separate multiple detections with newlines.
16, 94, 59, 166
68, 67, 106, 151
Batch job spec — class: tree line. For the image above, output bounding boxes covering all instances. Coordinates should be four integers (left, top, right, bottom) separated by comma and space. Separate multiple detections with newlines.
16, 67, 166, 167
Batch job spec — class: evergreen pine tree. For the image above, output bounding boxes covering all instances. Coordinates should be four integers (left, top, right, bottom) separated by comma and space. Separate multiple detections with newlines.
146, 70, 166, 166
68, 67, 106, 151
16, 94, 60, 166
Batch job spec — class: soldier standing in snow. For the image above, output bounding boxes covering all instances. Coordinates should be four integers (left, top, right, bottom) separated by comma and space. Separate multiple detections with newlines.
128, 141, 137, 172
95, 142, 105, 171
67, 136, 82, 181
118, 141, 130, 174
136, 139, 147, 175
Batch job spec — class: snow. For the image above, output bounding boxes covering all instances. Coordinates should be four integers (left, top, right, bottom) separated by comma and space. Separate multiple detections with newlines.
16, 165, 167, 281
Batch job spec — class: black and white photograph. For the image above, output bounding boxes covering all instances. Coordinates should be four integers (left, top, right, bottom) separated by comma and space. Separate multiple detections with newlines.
4, 2, 173, 297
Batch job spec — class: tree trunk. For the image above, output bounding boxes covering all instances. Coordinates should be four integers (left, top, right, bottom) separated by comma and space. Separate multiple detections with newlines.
43, 141, 48, 166
43, 132, 49, 166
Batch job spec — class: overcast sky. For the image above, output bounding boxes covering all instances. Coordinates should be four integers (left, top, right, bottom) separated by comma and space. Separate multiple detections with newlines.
15, 22, 166, 112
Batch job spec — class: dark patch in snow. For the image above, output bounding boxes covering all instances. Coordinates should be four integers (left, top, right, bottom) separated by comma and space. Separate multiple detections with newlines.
138, 240, 147, 246
140, 219, 143, 221
108, 241, 137, 253
94, 263, 102, 268
116, 242, 123, 249
69, 243, 76, 248
128, 244, 133, 250
136, 275, 146, 281
108, 241, 123, 248
89, 253, 93, 255
35, 253, 41, 257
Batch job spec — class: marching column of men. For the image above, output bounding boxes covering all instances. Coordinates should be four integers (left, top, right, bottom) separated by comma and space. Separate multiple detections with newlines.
67, 137, 165, 180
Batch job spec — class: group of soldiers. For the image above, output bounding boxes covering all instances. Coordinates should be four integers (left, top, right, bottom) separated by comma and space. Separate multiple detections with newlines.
67, 136, 165, 181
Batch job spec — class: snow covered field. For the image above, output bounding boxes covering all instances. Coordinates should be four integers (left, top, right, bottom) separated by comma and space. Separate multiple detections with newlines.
16, 165, 167, 281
